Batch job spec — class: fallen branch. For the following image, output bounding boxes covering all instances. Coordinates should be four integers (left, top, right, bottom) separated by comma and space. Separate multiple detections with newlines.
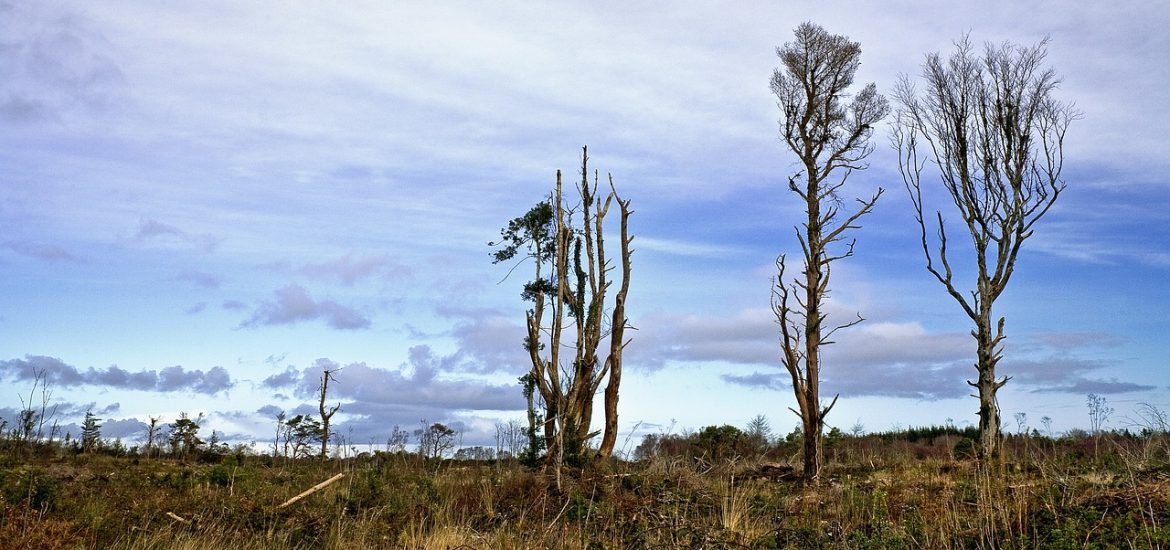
166, 511, 190, 524
278, 473, 345, 509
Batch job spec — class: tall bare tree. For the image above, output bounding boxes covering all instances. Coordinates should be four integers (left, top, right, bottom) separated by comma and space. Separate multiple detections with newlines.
145, 416, 162, 458
491, 147, 633, 485
317, 367, 340, 459
893, 36, 1076, 459
770, 22, 888, 482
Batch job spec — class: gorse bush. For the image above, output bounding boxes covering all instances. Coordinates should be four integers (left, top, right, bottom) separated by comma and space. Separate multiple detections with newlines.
634, 424, 775, 462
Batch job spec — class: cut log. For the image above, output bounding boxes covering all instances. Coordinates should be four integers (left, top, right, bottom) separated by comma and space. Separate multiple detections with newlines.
278, 473, 345, 509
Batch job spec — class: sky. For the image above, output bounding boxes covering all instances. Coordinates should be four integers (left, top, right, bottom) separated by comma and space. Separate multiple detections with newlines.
2, 1, 1168, 454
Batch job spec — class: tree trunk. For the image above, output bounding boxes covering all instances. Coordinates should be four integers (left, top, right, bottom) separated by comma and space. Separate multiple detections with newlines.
974, 317, 1002, 459
542, 404, 557, 459
495, 149, 633, 472
802, 165, 823, 480
802, 415, 822, 480
597, 188, 631, 459
318, 370, 339, 460
976, 378, 1001, 459
597, 358, 622, 457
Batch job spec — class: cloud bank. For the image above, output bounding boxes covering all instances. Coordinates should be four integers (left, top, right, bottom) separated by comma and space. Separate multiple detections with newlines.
0, 355, 234, 395
634, 308, 1152, 400
257, 351, 526, 445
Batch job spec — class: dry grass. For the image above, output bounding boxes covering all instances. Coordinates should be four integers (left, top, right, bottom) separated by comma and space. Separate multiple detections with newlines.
0, 432, 1168, 548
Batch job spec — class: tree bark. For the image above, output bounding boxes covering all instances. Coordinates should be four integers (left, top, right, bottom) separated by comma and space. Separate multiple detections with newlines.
598, 184, 632, 458
974, 317, 1001, 458
802, 415, 822, 480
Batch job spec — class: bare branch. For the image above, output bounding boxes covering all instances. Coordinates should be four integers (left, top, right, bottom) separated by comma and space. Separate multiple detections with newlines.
495, 148, 635, 472
893, 34, 1073, 459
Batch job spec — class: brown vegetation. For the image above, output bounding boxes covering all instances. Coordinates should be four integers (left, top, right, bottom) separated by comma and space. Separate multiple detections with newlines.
1, 427, 1167, 548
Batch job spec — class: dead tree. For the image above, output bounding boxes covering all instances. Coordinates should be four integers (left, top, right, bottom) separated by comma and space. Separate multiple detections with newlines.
145, 416, 162, 458
317, 368, 340, 459
770, 22, 888, 482
893, 36, 1076, 459
596, 177, 633, 459
491, 147, 634, 485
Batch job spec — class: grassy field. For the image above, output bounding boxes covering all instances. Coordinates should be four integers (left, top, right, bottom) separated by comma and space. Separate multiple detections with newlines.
1, 429, 1168, 549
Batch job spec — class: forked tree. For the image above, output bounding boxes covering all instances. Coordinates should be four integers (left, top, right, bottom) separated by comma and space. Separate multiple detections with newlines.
491, 147, 633, 487
770, 22, 888, 482
317, 367, 340, 459
145, 416, 162, 458
893, 36, 1076, 459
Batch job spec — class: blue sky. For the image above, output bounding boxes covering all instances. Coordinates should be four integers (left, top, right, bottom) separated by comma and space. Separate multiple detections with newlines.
2, 1, 1168, 452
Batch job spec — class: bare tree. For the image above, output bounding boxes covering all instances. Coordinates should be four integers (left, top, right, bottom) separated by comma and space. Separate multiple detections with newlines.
317, 367, 341, 459
16, 367, 59, 449
1087, 393, 1113, 434
387, 424, 409, 453
491, 146, 634, 486
145, 416, 162, 458
493, 418, 526, 462
272, 410, 287, 457
893, 35, 1077, 459
770, 22, 888, 482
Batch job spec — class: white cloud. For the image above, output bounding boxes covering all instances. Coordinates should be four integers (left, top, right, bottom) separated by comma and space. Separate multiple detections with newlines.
240, 284, 371, 330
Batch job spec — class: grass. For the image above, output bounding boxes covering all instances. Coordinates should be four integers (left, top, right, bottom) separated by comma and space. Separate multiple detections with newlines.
0, 431, 1167, 548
